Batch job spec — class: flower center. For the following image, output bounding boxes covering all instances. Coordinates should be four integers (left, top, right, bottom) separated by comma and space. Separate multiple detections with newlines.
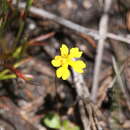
60, 55, 70, 65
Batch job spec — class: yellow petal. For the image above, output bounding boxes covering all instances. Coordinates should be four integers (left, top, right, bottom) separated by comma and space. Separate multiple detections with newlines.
51, 56, 61, 67
56, 66, 70, 80
69, 48, 82, 58
71, 60, 86, 73
56, 67, 63, 78
60, 44, 69, 56
62, 68, 70, 80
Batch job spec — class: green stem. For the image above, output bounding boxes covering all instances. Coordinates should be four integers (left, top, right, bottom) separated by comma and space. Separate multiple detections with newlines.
14, 0, 33, 57
0, 74, 16, 80
0, 61, 23, 77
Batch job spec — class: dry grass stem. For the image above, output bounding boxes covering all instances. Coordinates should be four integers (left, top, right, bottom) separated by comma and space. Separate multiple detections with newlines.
13, 1, 130, 44
91, 0, 112, 102
112, 57, 130, 110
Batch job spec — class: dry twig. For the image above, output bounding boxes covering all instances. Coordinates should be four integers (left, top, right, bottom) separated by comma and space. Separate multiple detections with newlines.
112, 57, 130, 110
73, 70, 102, 130
91, 0, 112, 102
73, 70, 90, 130
13, 1, 130, 44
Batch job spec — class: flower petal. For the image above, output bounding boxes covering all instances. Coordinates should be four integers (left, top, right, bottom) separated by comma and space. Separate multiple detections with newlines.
69, 48, 82, 58
62, 67, 70, 80
56, 66, 70, 80
51, 56, 61, 67
56, 67, 63, 78
60, 44, 69, 56
71, 60, 86, 73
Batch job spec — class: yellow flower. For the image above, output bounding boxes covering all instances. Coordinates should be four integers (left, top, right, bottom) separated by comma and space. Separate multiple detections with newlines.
51, 44, 86, 80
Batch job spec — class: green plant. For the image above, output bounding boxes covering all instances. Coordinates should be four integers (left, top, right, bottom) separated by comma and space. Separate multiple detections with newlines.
43, 113, 80, 130
0, 0, 33, 81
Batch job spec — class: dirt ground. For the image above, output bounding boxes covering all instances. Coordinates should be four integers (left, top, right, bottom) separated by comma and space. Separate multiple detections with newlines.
1, 0, 130, 130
